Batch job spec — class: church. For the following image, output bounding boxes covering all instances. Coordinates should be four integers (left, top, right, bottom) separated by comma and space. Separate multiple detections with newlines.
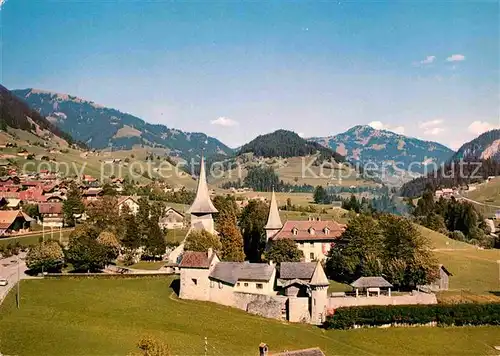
177, 156, 331, 324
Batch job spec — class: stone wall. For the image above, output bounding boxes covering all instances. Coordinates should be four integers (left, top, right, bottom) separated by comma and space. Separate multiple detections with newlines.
233, 292, 286, 320
328, 291, 437, 309
179, 268, 211, 301
288, 297, 310, 323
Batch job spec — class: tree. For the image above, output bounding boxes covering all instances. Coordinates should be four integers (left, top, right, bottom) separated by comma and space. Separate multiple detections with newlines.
325, 215, 384, 283
264, 239, 303, 264
121, 211, 141, 251
218, 213, 245, 262
63, 183, 84, 227
144, 222, 167, 259
135, 336, 171, 356
313, 185, 329, 204
66, 234, 112, 272
184, 230, 221, 252
86, 196, 119, 233
379, 215, 438, 287
213, 195, 239, 229
23, 204, 40, 220
26, 240, 64, 273
238, 200, 269, 262
97, 231, 120, 260
101, 182, 118, 196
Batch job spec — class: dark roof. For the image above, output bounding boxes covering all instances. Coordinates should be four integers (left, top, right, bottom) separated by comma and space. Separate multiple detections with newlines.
280, 262, 316, 280
350, 276, 393, 288
209, 262, 275, 285
179, 251, 211, 268
439, 264, 453, 276
273, 347, 325, 356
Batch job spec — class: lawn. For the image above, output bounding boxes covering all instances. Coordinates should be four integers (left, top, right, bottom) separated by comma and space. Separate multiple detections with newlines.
0, 230, 73, 249
0, 277, 499, 356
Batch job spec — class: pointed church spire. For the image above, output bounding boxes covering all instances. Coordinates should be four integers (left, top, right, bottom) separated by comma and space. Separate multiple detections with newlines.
187, 154, 218, 214
265, 188, 282, 230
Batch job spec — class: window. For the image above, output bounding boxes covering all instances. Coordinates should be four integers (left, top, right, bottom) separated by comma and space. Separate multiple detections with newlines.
324, 227, 330, 234
236, 282, 240, 287
192, 278, 198, 285
244, 283, 249, 287
292, 227, 298, 235
310, 242, 314, 247
308, 227, 315, 235
299, 242, 304, 246
218, 282, 223, 289
310, 253, 315, 260
256, 283, 264, 289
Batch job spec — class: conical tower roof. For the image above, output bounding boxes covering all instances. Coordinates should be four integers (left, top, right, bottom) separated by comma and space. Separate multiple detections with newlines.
187, 155, 218, 214
310, 261, 329, 286
265, 189, 282, 230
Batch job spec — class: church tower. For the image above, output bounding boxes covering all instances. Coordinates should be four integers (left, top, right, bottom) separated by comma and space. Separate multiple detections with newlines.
264, 189, 283, 241
187, 154, 218, 234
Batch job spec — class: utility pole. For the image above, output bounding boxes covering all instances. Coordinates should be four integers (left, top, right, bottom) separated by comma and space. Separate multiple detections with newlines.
16, 253, 20, 309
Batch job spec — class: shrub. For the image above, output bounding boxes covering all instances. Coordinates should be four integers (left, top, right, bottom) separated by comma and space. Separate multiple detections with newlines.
324, 303, 500, 329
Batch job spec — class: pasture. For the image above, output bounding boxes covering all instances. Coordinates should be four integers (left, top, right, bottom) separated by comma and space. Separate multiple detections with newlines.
0, 277, 499, 355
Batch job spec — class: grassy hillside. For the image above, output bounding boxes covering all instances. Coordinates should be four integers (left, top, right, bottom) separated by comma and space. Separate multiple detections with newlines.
417, 224, 500, 301
210, 154, 376, 188
0, 277, 499, 355
462, 178, 500, 216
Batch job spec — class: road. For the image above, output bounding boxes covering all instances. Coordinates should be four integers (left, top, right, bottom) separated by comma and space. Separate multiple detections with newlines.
458, 194, 500, 209
0, 253, 30, 304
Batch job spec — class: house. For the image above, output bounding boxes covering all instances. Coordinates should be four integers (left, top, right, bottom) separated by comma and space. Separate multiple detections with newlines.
158, 207, 185, 230
38, 202, 64, 228
82, 188, 103, 201
0, 210, 33, 236
5, 198, 20, 210
19, 188, 47, 204
117, 196, 140, 215
424, 265, 452, 292
265, 190, 345, 262
178, 249, 329, 325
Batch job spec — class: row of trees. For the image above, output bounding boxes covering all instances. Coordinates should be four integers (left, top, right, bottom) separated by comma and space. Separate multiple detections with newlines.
326, 214, 438, 289
411, 189, 495, 248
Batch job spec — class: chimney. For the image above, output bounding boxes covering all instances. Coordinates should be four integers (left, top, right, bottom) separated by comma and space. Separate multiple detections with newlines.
207, 248, 213, 258
259, 343, 269, 356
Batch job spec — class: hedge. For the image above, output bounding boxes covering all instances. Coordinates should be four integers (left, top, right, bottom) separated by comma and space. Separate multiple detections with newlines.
44, 273, 175, 280
324, 303, 500, 329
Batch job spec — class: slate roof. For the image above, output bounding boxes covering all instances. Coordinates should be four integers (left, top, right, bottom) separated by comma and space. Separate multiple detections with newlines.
272, 347, 325, 356
350, 276, 393, 288
209, 262, 275, 285
271, 220, 345, 241
280, 262, 317, 280
178, 251, 212, 269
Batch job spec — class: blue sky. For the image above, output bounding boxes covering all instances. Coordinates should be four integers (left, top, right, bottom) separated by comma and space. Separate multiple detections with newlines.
1, 0, 499, 149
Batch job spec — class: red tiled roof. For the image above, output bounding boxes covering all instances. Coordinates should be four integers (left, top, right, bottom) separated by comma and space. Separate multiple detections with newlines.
19, 188, 47, 202
0, 210, 26, 229
271, 220, 346, 241
179, 251, 210, 268
38, 202, 63, 215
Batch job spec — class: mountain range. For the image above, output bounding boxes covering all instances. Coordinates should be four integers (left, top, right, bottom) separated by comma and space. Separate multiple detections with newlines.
310, 125, 454, 174
451, 129, 500, 162
12, 88, 232, 162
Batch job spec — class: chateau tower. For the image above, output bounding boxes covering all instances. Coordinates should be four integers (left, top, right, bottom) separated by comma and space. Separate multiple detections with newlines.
264, 189, 283, 241
186, 154, 218, 234
309, 261, 329, 325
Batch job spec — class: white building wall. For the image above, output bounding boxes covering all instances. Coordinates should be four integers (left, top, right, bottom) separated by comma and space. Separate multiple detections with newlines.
179, 268, 211, 301
296, 242, 332, 262
209, 280, 236, 306
288, 297, 310, 323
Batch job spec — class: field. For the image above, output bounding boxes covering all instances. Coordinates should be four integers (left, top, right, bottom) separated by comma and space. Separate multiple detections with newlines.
0, 277, 499, 356
0, 230, 73, 248
462, 178, 500, 217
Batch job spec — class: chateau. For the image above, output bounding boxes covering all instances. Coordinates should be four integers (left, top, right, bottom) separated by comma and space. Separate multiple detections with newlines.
265, 190, 346, 262
178, 159, 331, 324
